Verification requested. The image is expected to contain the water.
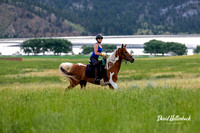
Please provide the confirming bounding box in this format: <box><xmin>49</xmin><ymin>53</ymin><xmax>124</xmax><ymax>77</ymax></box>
<box><xmin>0</xmin><ymin>35</ymin><xmax>199</xmax><ymax>55</ymax></box>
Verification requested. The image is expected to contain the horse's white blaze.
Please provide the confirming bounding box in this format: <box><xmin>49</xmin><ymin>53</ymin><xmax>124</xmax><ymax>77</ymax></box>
<box><xmin>109</xmin><ymin>72</ymin><xmax>118</xmax><ymax>89</ymax></box>
<box><xmin>77</xmin><ymin>63</ymin><xmax>86</xmax><ymax>67</ymax></box>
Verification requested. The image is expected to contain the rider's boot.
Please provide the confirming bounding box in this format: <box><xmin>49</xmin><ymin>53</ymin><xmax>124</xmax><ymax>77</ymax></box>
<box><xmin>94</xmin><ymin>68</ymin><xmax>100</xmax><ymax>84</ymax></box>
<box><xmin>94</xmin><ymin>69</ymin><xmax>104</xmax><ymax>85</ymax></box>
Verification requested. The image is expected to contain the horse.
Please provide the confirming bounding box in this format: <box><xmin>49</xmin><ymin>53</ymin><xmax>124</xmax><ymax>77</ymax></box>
<box><xmin>59</xmin><ymin>44</ymin><xmax>135</xmax><ymax>90</ymax></box>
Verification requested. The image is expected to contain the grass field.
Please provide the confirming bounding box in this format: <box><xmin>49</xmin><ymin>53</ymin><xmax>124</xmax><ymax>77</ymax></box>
<box><xmin>0</xmin><ymin>55</ymin><xmax>199</xmax><ymax>133</ymax></box>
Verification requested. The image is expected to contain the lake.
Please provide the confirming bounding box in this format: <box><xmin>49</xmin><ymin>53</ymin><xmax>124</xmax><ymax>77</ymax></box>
<box><xmin>0</xmin><ymin>35</ymin><xmax>200</xmax><ymax>55</ymax></box>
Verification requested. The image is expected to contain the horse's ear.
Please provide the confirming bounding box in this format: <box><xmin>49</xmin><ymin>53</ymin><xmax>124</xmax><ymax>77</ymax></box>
<box><xmin>124</xmin><ymin>44</ymin><xmax>127</xmax><ymax>47</ymax></box>
<box><xmin>121</xmin><ymin>44</ymin><xmax>124</xmax><ymax>48</ymax></box>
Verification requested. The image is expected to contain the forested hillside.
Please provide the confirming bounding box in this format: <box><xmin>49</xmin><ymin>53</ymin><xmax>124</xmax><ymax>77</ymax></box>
<box><xmin>0</xmin><ymin>0</ymin><xmax>200</xmax><ymax>38</ymax></box>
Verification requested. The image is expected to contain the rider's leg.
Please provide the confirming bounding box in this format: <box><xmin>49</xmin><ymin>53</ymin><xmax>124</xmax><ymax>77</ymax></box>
<box><xmin>94</xmin><ymin>65</ymin><xmax>100</xmax><ymax>84</ymax></box>
<box><xmin>94</xmin><ymin>64</ymin><xmax>104</xmax><ymax>85</ymax></box>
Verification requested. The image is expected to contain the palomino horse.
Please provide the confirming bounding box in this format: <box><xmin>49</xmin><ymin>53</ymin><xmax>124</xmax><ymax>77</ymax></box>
<box><xmin>59</xmin><ymin>44</ymin><xmax>135</xmax><ymax>90</ymax></box>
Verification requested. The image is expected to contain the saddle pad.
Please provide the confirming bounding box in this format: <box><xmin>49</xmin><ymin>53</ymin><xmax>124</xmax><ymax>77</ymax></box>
<box><xmin>85</xmin><ymin>64</ymin><xmax>95</xmax><ymax>78</ymax></box>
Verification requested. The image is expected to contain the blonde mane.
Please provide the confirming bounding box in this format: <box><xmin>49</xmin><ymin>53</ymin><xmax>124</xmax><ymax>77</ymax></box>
<box><xmin>106</xmin><ymin>49</ymin><xmax>119</xmax><ymax>70</ymax></box>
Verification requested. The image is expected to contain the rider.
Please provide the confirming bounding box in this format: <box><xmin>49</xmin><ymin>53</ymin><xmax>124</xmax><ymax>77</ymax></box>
<box><xmin>90</xmin><ymin>33</ymin><xmax>107</xmax><ymax>84</ymax></box>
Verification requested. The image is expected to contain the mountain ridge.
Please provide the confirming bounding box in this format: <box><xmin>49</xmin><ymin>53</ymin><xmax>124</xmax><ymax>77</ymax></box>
<box><xmin>0</xmin><ymin>0</ymin><xmax>200</xmax><ymax>38</ymax></box>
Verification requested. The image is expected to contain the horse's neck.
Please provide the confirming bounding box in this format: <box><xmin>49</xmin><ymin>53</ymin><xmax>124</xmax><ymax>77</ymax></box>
<box><xmin>107</xmin><ymin>50</ymin><xmax>122</xmax><ymax>73</ymax></box>
<box><xmin>112</xmin><ymin>59</ymin><xmax>122</xmax><ymax>73</ymax></box>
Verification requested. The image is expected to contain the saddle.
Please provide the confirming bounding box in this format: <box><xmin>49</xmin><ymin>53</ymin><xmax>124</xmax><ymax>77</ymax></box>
<box><xmin>85</xmin><ymin>58</ymin><xmax>107</xmax><ymax>78</ymax></box>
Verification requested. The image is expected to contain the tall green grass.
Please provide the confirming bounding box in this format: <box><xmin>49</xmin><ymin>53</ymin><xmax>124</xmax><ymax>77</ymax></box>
<box><xmin>0</xmin><ymin>55</ymin><xmax>200</xmax><ymax>133</ymax></box>
<box><xmin>0</xmin><ymin>87</ymin><xmax>199</xmax><ymax>133</ymax></box>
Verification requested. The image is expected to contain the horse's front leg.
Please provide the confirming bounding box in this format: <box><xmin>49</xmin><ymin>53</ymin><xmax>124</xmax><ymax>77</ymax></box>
<box><xmin>109</xmin><ymin>84</ymin><xmax>114</xmax><ymax>89</ymax></box>
<box><xmin>108</xmin><ymin>72</ymin><xmax>118</xmax><ymax>89</ymax></box>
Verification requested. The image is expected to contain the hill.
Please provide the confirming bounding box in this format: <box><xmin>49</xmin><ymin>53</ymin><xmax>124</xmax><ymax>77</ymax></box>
<box><xmin>0</xmin><ymin>0</ymin><xmax>200</xmax><ymax>38</ymax></box>
<box><xmin>0</xmin><ymin>2</ymin><xmax>86</xmax><ymax>38</ymax></box>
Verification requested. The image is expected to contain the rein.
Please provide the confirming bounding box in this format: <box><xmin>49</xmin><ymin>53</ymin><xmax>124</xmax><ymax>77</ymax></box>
<box><xmin>120</xmin><ymin>51</ymin><xmax>132</xmax><ymax>62</ymax></box>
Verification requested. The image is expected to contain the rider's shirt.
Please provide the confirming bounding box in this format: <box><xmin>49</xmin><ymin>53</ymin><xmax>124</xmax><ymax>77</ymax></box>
<box><xmin>91</xmin><ymin>43</ymin><xmax>102</xmax><ymax>59</ymax></box>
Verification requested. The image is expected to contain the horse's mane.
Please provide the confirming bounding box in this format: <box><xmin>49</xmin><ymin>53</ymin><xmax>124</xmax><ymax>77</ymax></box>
<box><xmin>106</xmin><ymin>49</ymin><xmax>119</xmax><ymax>70</ymax></box>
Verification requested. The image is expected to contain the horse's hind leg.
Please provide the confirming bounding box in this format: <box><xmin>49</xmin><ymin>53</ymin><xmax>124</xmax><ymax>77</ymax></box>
<box><xmin>65</xmin><ymin>79</ymin><xmax>80</xmax><ymax>91</ymax></box>
<box><xmin>66</xmin><ymin>81</ymin><xmax>73</xmax><ymax>91</ymax></box>
<box><xmin>80</xmin><ymin>80</ymin><xmax>87</xmax><ymax>89</ymax></box>
<box><xmin>66</xmin><ymin>85</ymin><xmax>72</xmax><ymax>91</ymax></box>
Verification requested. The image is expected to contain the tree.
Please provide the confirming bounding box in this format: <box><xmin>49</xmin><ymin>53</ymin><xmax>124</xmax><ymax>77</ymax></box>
<box><xmin>166</xmin><ymin>42</ymin><xmax>187</xmax><ymax>55</ymax></box>
<box><xmin>40</xmin><ymin>39</ymin><xmax>48</xmax><ymax>55</ymax></box>
<box><xmin>20</xmin><ymin>42</ymin><xmax>32</xmax><ymax>55</ymax></box>
<box><xmin>21</xmin><ymin>39</ymin><xmax>42</xmax><ymax>55</ymax></box>
<box><xmin>20</xmin><ymin>38</ymin><xmax>72</xmax><ymax>55</ymax></box>
<box><xmin>193</xmin><ymin>45</ymin><xmax>200</xmax><ymax>54</ymax></box>
<box><xmin>81</xmin><ymin>45</ymin><xmax>93</xmax><ymax>54</ymax></box>
<box><xmin>144</xmin><ymin>39</ymin><xmax>187</xmax><ymax>56</ymax></box>
<box><xmin>144</xmin><ymin>39</ymin><xmax>165</xmax><ymax>55</ymax></box>
<box><xmin>102</xmin><ymin>44</ymin><xmax>117</xmax><ymax>53</ymax></box>
<box><xmin>46</xmin><ymin>39</ymin><xmax>72</xmax><ymax>55</ymax></box>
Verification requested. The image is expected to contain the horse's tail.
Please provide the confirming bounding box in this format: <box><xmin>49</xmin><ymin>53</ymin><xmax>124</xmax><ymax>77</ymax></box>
<box><xmin>59</xmin><ymin>62</ymin><xmax>78</xmax><ymax>82</ymax></box>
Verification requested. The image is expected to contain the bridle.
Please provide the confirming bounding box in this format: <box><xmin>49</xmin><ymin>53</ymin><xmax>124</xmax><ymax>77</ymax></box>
<box><xmin>120</xmin><ymin>51</ymin><xmax>133</xmax><ymax>61</ymax></box>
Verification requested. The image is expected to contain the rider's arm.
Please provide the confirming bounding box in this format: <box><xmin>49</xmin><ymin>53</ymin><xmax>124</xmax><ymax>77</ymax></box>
<box><xmin>94</xmin><ymin>44</ymin><xmax>102</xmax><ymax>56</ymax></box>
<box><xmin>94</xmin><ymin>44</ymin><xmax>107</xmax><ymax>58</ymax></box>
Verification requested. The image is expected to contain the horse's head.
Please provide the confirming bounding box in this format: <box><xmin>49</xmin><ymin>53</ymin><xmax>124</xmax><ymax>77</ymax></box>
<box><xmin>116</xmin><ymin>44</ymin><xmax>135</xmax><ymax>63</ymax></box>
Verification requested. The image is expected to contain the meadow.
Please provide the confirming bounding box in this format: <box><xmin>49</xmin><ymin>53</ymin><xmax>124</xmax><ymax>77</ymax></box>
<box><xmin>0</xmin><ymin>55</ymin><xmax>199</xmax><ymax>133</ymax></box>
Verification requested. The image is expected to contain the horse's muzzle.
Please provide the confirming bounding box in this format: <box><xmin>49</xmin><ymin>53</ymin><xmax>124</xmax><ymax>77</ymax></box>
<box><xmin>130</xmin><ymin>57</ymin><xmax>135</xmax><ymax>63</ymax></box>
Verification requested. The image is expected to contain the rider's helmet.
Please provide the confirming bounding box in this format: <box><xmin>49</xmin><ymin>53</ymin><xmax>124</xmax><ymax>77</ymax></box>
<box><xmin>95</xmin><ymin>33</ymin><xmax>103</xmax><ymax>40</ymax></box>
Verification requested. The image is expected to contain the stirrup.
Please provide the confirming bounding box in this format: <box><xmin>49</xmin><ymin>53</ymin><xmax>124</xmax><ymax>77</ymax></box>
<box><xmin>94</xmin><ymin>78</ymin><xmax>100</xmax><ymax>84</ymax></box>
<box><xmin>94</xmin><ymin>78</ymin><xmax>104</xmax><ymax>85</ymax></box>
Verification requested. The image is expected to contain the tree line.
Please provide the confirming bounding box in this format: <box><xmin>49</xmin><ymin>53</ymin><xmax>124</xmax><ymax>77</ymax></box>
<box><xmin>20</xmin><ymin>38</ymin><xmax>117</xmax><ymax>55</ymax></box>
<box><xmin>20</xmin><ymin>38</ymin><xmax>200</xmax><ymax>56</ymax></box>
<box><xmin>95</xmin><ymin>42</ymin><xmax>200</xmax><ymax>56</ymax></box>
<box><xmin>20</xmin><ymin>39</ymin><xmax>72</xmax><ymax>55</ymax></box>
